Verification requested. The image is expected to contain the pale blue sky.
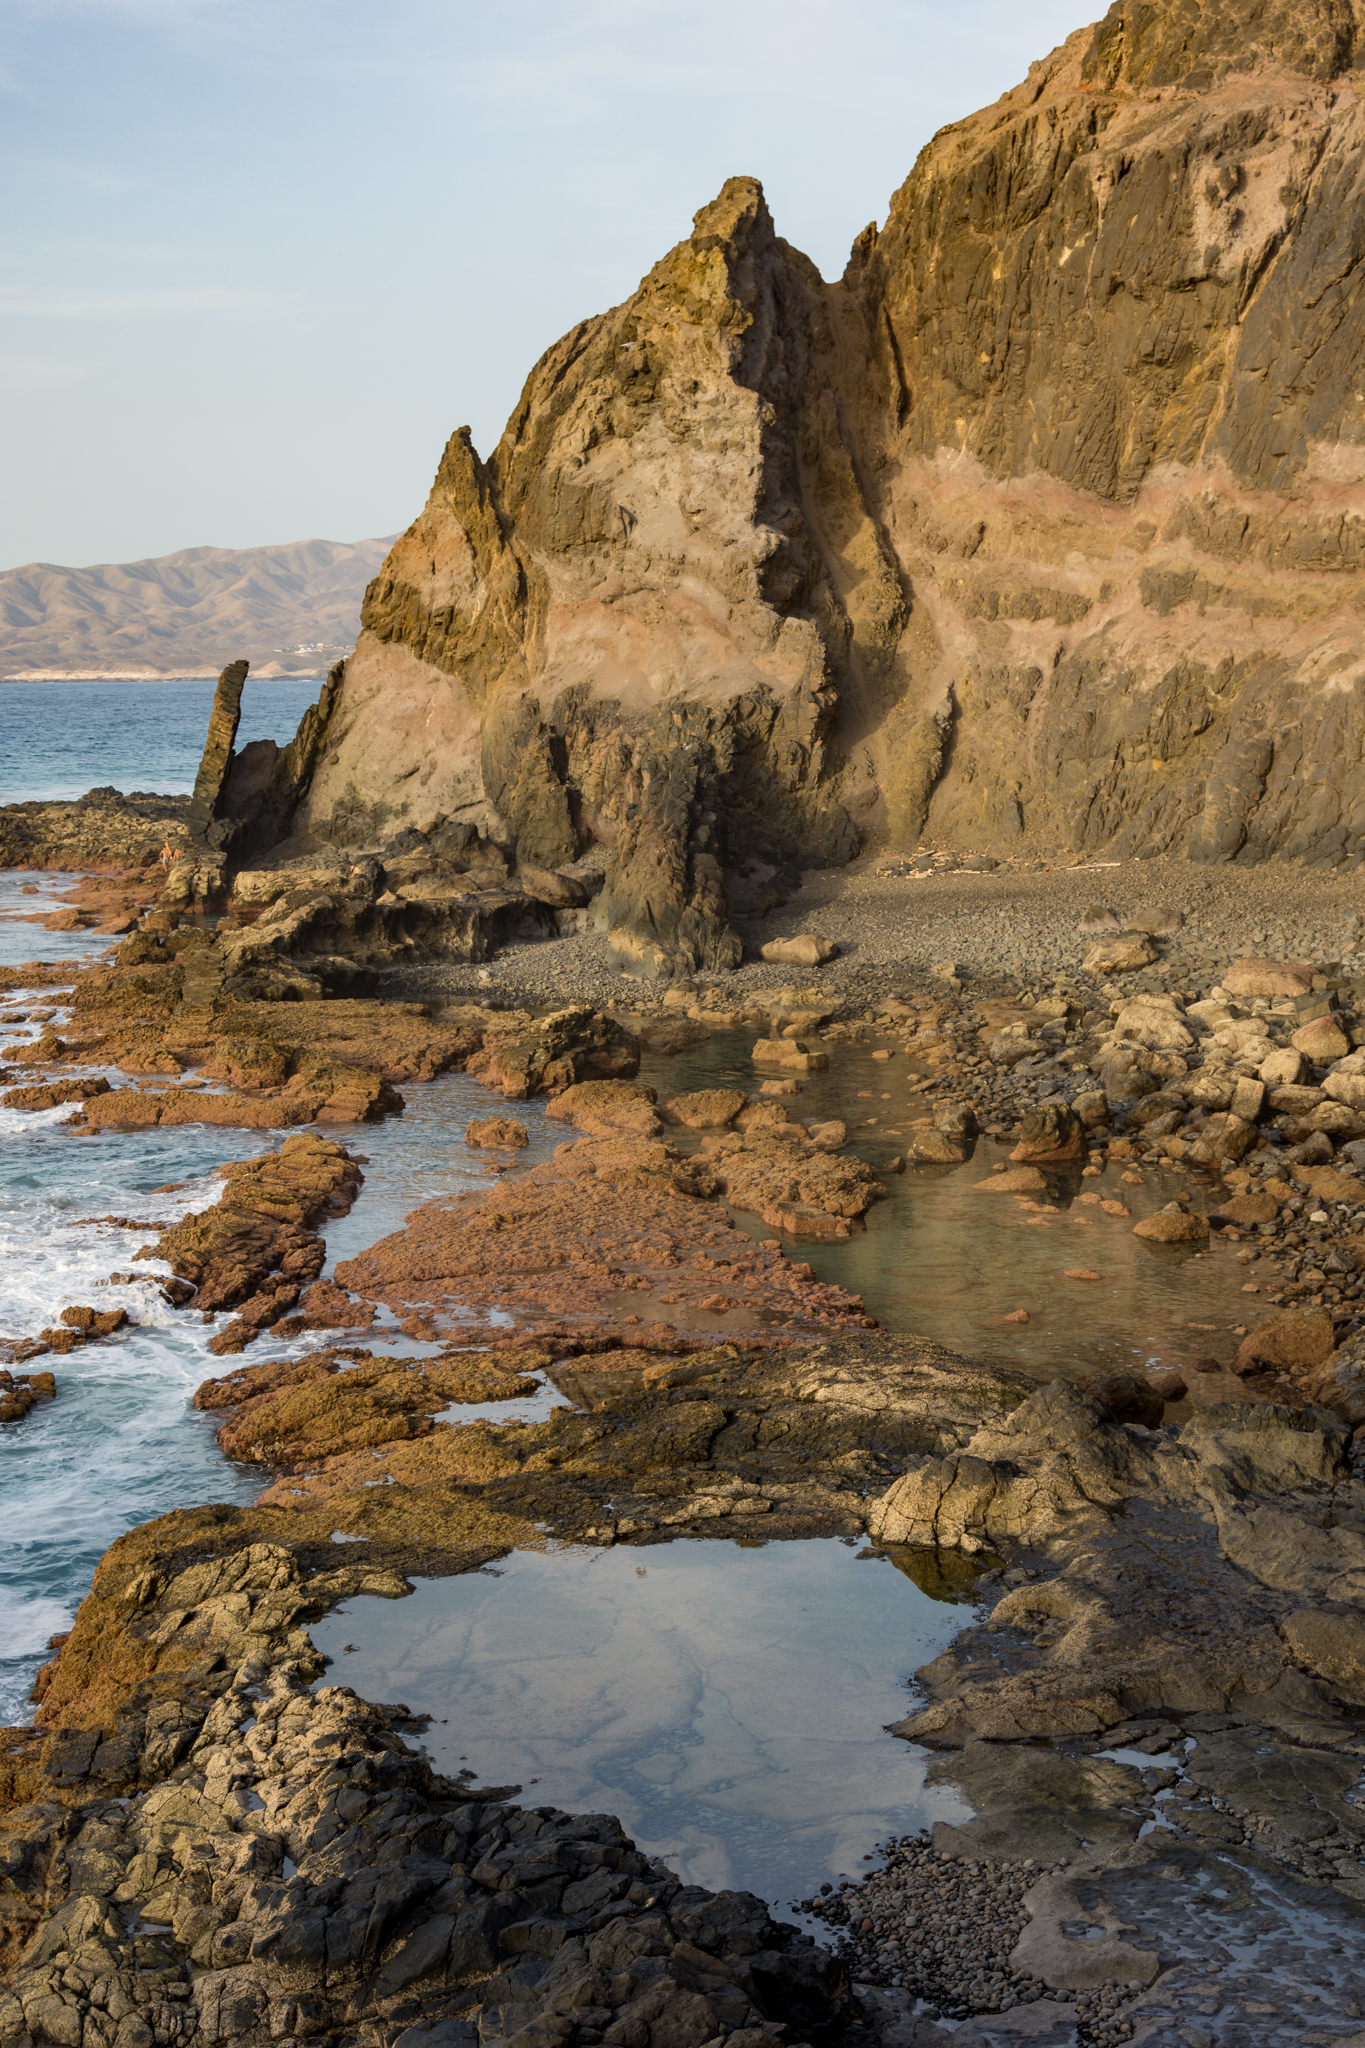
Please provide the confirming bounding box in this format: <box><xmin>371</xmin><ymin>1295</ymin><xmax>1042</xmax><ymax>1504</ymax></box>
<box><xmin>2</xmin><ymin>0</ymin><xmax>1095</xmax><ymax>569</ymax></box>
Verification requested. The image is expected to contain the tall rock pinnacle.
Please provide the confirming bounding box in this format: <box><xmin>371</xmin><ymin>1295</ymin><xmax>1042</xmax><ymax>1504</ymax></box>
<box><xmin>253</xmin><ymin>0</ymin><xmax>1365</xmax><ymax>967</ymax></box>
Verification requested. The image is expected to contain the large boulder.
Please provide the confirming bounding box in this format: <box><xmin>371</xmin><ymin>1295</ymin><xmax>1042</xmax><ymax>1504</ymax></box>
<box><xmin>1223</xmin><ymin>959</ymin><xmax>1314</xmax><ymax>998</ymax></box>
<box><xmin>1010</xmin><ymin>1101</ymin><xmax>1084</xmax><ymax>1165</ymax></box>
<box><xmin>1133</xmin><ymin>1203</ymin><xmax>1210</xmax><ymax>1245</ymax></box>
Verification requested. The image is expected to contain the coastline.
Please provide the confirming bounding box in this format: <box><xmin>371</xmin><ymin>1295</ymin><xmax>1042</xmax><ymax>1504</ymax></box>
<box><xmin>5</xmin><ymin>847</ymin><xmax>1365</xmax><ymax>2042</ymax></box>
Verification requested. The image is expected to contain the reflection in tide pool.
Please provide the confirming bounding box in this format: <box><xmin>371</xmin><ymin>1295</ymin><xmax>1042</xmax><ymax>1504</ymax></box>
<box><xmin>310</xmin><ymin>1538</ymin><xmax>972</xmax><ymax>1911</ymax></box>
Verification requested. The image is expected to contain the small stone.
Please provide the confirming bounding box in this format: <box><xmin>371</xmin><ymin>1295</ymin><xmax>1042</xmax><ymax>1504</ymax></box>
<box><xmin>1133</xmin><ymin>1203</ymin><xmax>1210</xmax><ymax>1244</ymax></box>
<box><xmin>759</xmin><ymin>934</ymin><xmax>838</xmax><ymax>967</ymax></box>
<box><xmin>1003</xmin><ymin>1308</ymin><xmax>1031</xmax><ymax>1323</ymax></box>
<box><xmin>1084</xmin><ymin>932</ymin><xmax>1159</xmax><ymax>973</ymax></box>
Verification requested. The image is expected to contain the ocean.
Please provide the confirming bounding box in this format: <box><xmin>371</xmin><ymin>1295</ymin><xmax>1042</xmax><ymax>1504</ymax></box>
<box><xmin>0</xmin><ymin>677</ymin><xmax>325</xmax><ymax>804</ymax></box>
<box><xmin>0</xmin><ymin>677</ymin><xmax>535</xmax><ymax>1723</ymax></box>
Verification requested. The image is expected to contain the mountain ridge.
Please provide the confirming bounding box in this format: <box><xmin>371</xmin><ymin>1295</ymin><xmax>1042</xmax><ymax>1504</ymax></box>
<box><xmin>0</xmin><ymin>535</ymin><xmax>395</xmax><ymax>680</ymax></box>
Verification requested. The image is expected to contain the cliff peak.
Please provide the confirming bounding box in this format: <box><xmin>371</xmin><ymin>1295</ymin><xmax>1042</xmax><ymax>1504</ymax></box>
<box><xmin>217</xmin><ymin>1</ymin><xmax>1365</xmax><ymax>972</ymax></box>
<box><xmin>1083</xmin><ymin>0</ymin><xmax>1363</xmax><ymax>88</ymax></box>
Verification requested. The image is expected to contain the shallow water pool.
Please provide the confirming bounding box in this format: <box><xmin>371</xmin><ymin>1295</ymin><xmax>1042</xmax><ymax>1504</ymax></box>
<box><xmin>309</xmin><ymin>1536</ymin><xmax>973</xmax><ymax>1912</ymax></box>
<box><xmin>636</xmin><ymin>1029</ymin><xmax>1261</xmax><ymax>1378</ymax></box>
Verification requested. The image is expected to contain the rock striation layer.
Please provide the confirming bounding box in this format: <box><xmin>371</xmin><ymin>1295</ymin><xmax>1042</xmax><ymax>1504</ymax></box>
<box><xmin>183</xmin><ymin>0</ymin><xmax>1365</xmax><ymax>973</ymax></box>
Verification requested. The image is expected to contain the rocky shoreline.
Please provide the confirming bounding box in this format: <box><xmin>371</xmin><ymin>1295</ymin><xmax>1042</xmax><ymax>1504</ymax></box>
<box><xmin>7</xmin><ymin>846</ymin><xmax>1365</xmax><ymax>2045</ymax></box>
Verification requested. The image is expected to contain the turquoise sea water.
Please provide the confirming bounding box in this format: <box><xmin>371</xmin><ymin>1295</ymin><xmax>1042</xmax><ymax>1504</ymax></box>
<box><xmin>0</xmin><ymin>677</ymin><xmax>323</xmax><ymax>804</ymax></box>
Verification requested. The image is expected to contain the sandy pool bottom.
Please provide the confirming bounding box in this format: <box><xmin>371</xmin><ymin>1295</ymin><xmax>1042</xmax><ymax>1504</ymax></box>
<box><xmin>309</xmin><ymin>1536</ymin><xmax>972</xmax><ymax>1913</ymax></box>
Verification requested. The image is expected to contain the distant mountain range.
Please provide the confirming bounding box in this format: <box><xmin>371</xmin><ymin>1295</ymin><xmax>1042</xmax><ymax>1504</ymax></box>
<box><xmin>0</xmin><ymin>535</ymin><xmax>396</xmax><ymax>679</ymax></box>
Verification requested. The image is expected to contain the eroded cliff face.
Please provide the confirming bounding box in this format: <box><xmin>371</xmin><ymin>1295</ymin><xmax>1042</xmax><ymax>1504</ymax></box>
<box><xmin>245</xmin><ymin>0</ymin><xmax>1365</xmax><ymax>969</ymax></box>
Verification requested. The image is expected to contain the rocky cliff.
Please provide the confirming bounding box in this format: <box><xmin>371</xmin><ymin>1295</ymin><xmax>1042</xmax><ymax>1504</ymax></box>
<box><xmin>226</xmin><ymin>0</ymin><xmax>1365</xmax><ymax>971</ymax></box>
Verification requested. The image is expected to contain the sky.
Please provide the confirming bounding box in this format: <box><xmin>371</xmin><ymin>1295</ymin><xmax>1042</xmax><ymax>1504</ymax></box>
<box><xmin>1</xmin><ymin>0</ymin><xmax>1095</xmax><ymax>571</ymax></box>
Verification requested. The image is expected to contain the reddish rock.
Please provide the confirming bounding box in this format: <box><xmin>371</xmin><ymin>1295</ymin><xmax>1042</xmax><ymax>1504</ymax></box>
<box><xmin>751</xmin><ymin>1038</ymin><xmax>828</xmax><ymax>1072</ymax></box>
<box><xmin>465</xmin><ymin>1115</ymin><xmax>530</xmax><ymax>1149</ymax></box>
<box><xmin>1133</xmin><ymin>1204</ymin><xmax>1209</xmax><ymax>1244</ymax></box>
<box><xmin>141</xmin><ymin>1132</ymin><xmax>363</xmax><ymax>1324</ymax></box>
<box><xmin>660</xmin><ymin>1089</ymin><xmax>747</xmax><ymax>1130</ymax></box>
<box><xmin>1234</xmin><ymin>1307</ymin><xmax>1336</xmax><ymax>1376</ymax></box>
<box><xmin>1</xmin><ymin>1077</ymin><xmax>110</xmax><ymax>1112</ymax></box>
<box><xmin>0</xmin><ymin>1369</ymin><xmax>56</xmax><ymax>1423</ymax></box>
<box><xmin>546</xmin><ymin>1080</ymin><xmax>661</xmax><ymax>1139</ymax></box>
<box><xmin>1208</xmin><ymin>1190</ymin><xmax>1279</xmax><ymax>1226</ymax></box>
<box><xmin>333</xmin><ymin>1138</ymin><xmax>873</xmax><ymax>1342</ymax></box>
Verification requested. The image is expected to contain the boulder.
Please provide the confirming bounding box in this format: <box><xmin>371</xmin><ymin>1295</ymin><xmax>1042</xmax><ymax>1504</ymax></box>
<box><xmin>1083</xmin><ymin>932</ymin><xmax>1158</xmax><ymax>973</ymax></box>
<box><xmin>1078</xmin><ymin>904</ymin><xmax>1120</xmax><ymax>932</ymax></box>
<box><xmin>1208</xmin><ymin>1190</ymin><xmax>1279</xmax><ymax>1226</ymax></box>
<box><xmin>1282</xmin><ymin>1610</ymin><xmax>1365</xmax><ymax>1703</ymax></box>
<box><xmin>1072</xmin><ymin>1088</ymin><xmax>1109</xmax><ymax>1127</ymax></box>
<box><xmin>466</xmin><ymin>1005</ymin><xmax>641</xmax><ymax>1097</ymax></box>
<box><xmin>1298</xmin><ymin>1165</ymin><xmax>1362</xmax><ymax>1205</ymax></box>
<box><xmin>1267</xmin><ymin>1083</ymin><xmax>1326</xmax><ymax>1114</ymax></box>
<box><xmin>464</xmin><ymin>1116</ymin><xmax>529</xmax><ymax>1149</ymax></box>
<box><xmin>1010</xmin><ymin>1101</ymin><xmax>1084</xmax><ymax>1164</ymax></box>
<box><xmin>544</xmin><ymin>1080</ymin><xmax>660</xmax><ymax>1139</ymax></box>
<box><xmin>1110</xmin><ymin>998</ymin><xmax>1193</xmax><ymax>1050</ymax></box>
<box><xmin>1307</xmin><ymin>1100</ymin><xmax>1365</xmax><ymax>1137</ymax></box>
<box><xmin>751</xmin><ymin>1037</ymin><xmax>828</xmax><ymax>1071</ymax></box>
<box><xmin>1325</xmin><ymin>1071</ymin><xmax>1365</xmax><ymax>1111</ymax></box>
<box><xmin>1186</xmin><ymin>1072</ymin><xmax>1234</xmax><ymax>1110</ymax></box>
<box><xmin>904</xmin><ymin>1127</ymin><xmax>971</xmax><ymax>1164</ymax></box>
<box><xmin>1230</xmin><ymin>1075</ymin><xmax>1266</xmax><ymax>1122</ymax></box>
<box><xmin>1128</xmin><ymin>904</ymin><xmax>1184</xmax><ymax>936</ymax></box>
<box><xmin>758</xmin><ymin>934</ymin><xmax>838</xmax><ymax>966</ymax></box>
<box><xmin>1223</xmin><ymin>958</ymin><xmax>1315</xmax><ymax>998</ymax></box>
<box><xmin>1291</xmin><ymin>1013</ymin><xmax>1351</xmax><ymax>1062</ymax></box>
<box><xmin>660</xmin><ymin>1088</ymin><xmax>747</xmax><ymax>1129</ymax></box>
<box><xmin>1260</xmin><ymin>1046</ymin><xmax>1304</xmax><ymax>1087</ymax></box>
<box><xmin>1234</xmin><ymin>1308</ymin><xmax>1336</xmax><ymax>1375</ymax></box>
<box><xmin>1133</xmin><ymin>1203</ymin><xmax>1210</xmax><ymax>1244</ymax></box>
<box><xmin>1185</xmin><ymin>1112</ymin><xmax>1258</xmax><ymax>1165</ymax></box>
<box><xmin>1128</xmin><ymin>1089</ymin><xmax>1187</xmax><ymax>1127</ymax></box>
<box><xmin>518</xmin><ymin>865</ymin><xmax>588</xmax><ymax>908</ymax></box>
<box><xmin>974</xmin><ymin>1167</ymin><xmax>1050</xmax><ymax>1193</ymax></box>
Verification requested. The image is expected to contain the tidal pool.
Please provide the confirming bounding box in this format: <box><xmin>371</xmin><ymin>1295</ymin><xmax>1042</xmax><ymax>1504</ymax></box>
<box><xmin>310</xmin><ymin>1536</ymin><xmax>973</xmax><ymax>1912</ymax></box>
<box><xmin>635</xmin><ymin>1030</ymin><xmax>1260</xmax><ymax>1378</ymax></box>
